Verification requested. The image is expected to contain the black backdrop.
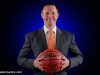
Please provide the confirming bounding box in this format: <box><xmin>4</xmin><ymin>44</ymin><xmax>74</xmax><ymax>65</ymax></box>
<box><xmin>0</xmin><ymin>0</ymin><xmax>98</xmax><ymax>75</ymax></box>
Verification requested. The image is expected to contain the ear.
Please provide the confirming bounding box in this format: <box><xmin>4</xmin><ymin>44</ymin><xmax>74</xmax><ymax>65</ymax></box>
<box><xmin>57</xmin><ymin>13</ymin><xmax>59</xmax><ymax>19</ymax></box>
<box><xmin>41</xmin><ymin>13</ymin><xmax>43</xmax><ymax>19</ymax></box>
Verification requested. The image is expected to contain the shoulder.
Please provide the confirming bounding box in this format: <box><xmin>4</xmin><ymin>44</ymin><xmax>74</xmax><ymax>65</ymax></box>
<box><xmin>25</xmin><ymin>29</ymin><xmax>42</xmax><ymax>38</ymax></box>
<box><xmin>58</xmin><ymin>28</ymin><xmax>74</xmax><ymax>38</ymax></box>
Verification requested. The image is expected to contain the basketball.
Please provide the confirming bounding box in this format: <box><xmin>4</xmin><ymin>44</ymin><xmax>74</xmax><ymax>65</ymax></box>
<box><xmin>38</xmin><ymin>49</ymin><xmax>64</xmax><ymax>74</ymax></box>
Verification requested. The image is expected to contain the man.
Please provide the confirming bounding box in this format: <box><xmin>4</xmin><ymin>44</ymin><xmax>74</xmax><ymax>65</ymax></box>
<box><xmin>17</xmin><ymin>3</ymin><xmax>83</xmax><ymax>75</ymax></box>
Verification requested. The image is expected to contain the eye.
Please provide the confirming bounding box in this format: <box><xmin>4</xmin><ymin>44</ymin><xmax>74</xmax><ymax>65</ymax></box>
<box><xmin>46</xmin><ymin>12</ymin><xmax>49</xmax><ymax>15</ymax></box>
<box><xmin>52</xmin><ymin>12</ymin><xmax>55</xmax><ymax>15</ymax></box>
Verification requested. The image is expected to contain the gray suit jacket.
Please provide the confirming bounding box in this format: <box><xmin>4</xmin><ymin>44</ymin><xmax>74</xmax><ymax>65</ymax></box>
<box><xmin>17</xmin><ymin>28</ymin><xmax>83</xmax><ymax>75</ymax></box>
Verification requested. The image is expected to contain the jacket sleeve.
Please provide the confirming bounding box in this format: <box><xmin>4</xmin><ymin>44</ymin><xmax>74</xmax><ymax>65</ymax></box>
<box><xmin>68</xmin><ymin>34</ymin><xmax>83</xmax><ymax>69</ymax></box>
<box><xmin>17</xmin><ymin>34</ymin><xmax>37</xmax><ymax>71</ymax></box>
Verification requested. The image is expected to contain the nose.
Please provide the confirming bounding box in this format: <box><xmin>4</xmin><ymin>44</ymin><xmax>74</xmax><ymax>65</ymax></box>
<box><xmin>48</xmin><ymin>13</ymin><xmax>53</xmax><ymax>18</ymax></box>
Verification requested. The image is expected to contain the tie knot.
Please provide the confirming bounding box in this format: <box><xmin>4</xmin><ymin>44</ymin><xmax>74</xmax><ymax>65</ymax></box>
<box><xmin>48</xmin><ymin>30</ymin><xmax>53</xmax><ymax>33</ymax></box>
<box><xmin>48</xmin><ymin>30</ymin><xmax>54</xmax><ymax>35</ymax></box>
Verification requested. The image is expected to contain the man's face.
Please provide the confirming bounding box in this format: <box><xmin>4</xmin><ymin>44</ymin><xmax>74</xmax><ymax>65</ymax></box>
<box><xmin>41</xmin><ymin>5</ymin><xmax>59</xmax><ymax>29</ymax></box>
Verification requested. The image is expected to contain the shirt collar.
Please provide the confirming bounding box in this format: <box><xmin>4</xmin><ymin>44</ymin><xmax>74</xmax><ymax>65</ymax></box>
<box><xmin>43</xmin><ymin>25</ymin><xmax>56</xmax><ymax>34</ymax></box>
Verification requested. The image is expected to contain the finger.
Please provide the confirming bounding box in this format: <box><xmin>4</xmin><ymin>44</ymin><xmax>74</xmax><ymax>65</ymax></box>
<box><xmin>37</xmin><ymin>56</ymin><xmax>44</xmax><ymax>61</ymax></box>
<box><xmin>37</xmin><ymin>56</ymin><xmax>43</xmax><ymax>59</ymax></box>
<box><xmin>61</xmin><ymin>61</ymin><xmax>66</xmax><ymax>65</ymax></box>
<box><xmin>62</xmin><ymin>62</ymin><xmax>65</xmax><ymax>65</ymax></box>
<box><xmin>61</xmin><ymin>65</ymin><xmax>64</xmax><ymax>70</ymax></box>
<box><xmin>61</xmin><ymin>61</ymin><xmax>67</xmax><ymax>70</ymax></box>
<box><xmin>39</xmin><ymin>62</ymin><xmax>43</xmax><ymax>66</ymax></box>
<box><xmin>36</xmin><ymin>62</ymin><xmax>43</xmax><ymax>70</ymax></box>
<box><xmin>61</xmin><ymin>64</ymin><xmax>66</xmax><ymax>70</ymax></box>
<box><xmin>37</xmin><ymin>52</ymin><xmax>43</xmax><ymax>58</ymax></box>
<box><xmin>37</xmin><ymin>65</ymin><xmax>43</xmax><ymax>71</ymax></box>
<box><xmin>61</xmin><ymin>56</ymin><xmax>66</xmax><ymax>60</ymax></box>
<box><xmin>34</xmin><ymin>61</ymin><xmax>43</xmax><ymax>67</ymax></box>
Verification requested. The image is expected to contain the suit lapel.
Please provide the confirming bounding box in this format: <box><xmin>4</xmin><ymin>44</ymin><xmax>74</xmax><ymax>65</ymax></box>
<box><xmin>56</xmin><ymin>28</ymin><xmax>62</xmax><ymax>50</ymax></box>
<box><xmin>37</xmin><ymin>28</ymin><xmax>48</xmax><ymax>50</ymax></box>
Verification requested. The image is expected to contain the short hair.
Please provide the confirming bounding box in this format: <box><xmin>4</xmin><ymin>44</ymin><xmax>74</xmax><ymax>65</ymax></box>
<box><xmin>41</xmin><ymin>2</ymin><xmax>58</xmax><ymax>12</ymax></box>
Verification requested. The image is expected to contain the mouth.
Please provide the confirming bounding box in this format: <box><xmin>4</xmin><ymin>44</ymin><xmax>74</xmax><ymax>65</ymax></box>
<box><xmin>48</xmin><ymin>19</ymin><xmax>54</xmax><ymax>23</ymax></box>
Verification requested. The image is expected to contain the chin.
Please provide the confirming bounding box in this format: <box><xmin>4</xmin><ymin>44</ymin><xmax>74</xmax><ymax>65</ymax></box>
<box><xmin>48</xmin><ymin>26</ymin><xmax>54</xmax><ymax>29</ymax></box>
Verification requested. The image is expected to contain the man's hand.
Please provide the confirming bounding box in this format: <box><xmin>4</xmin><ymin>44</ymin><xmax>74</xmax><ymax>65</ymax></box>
<box><xmin>61</xmin><ymin>56</ymin><xmax>70</xmax><ymax>71</ymax></box>
<box><xmin>33</xmin><ymin>55</ymin><xmax>44</xmax><ymax>71</ymax></box>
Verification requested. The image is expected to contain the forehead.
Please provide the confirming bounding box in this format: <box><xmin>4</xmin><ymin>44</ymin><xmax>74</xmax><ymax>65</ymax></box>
<box><xmin>42</xmin><ymin>5</ymin><xmax>58</xmax><ymax>12</ymax></box>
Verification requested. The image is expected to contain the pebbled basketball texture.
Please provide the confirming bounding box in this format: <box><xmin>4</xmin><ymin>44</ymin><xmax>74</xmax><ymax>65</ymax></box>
<box><xmin>38</xmin><ymin>49</ymin><xmax>64</xmax><ymax>74</ymax></box>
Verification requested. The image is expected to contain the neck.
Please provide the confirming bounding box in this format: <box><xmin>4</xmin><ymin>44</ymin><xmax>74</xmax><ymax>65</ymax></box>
<box><xmin>44</xmin><ymin>24</ymin><xmax>56</xmax><ymax>30</ymax></box>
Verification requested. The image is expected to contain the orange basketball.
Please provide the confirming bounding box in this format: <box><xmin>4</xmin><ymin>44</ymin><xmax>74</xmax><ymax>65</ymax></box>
<box><xmin>38</xmin><ymin>49</ymin><xmax>64</xmax><ymax>74</ymax></box>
